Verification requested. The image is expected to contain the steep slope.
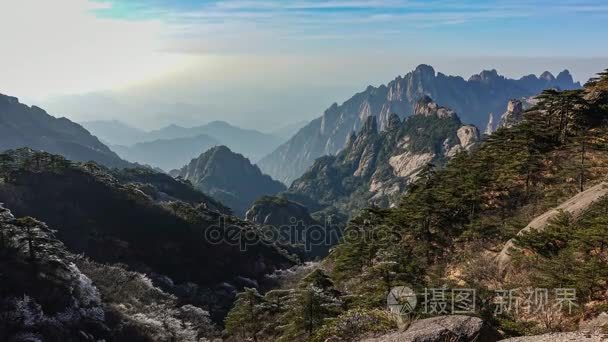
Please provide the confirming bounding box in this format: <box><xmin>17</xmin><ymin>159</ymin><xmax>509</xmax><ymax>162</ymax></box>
<box><xmin>497</xmin><ymin>181</ymin><xmax>608</xmax><ymax>272</ymax></box>
<box><xmin>111</xmin><ymin>134</ymin><xmax>220</xmax><ymax>171</ymax></box>
<box><xmin>0</xmin><ymin>204</ymin><xmax>219</xmax><ymax>341</ymax></box>
<box><xmin>0</xmin><ymin>93</ymin><xmax>130</xmax><ymax>168</ymax></box>
<box><xmin>258</xmin><ymin>65</ymin><xmax>580</xmax><ymax>184</ymax></box>
<box><xmin>0</xmin><ymin>148</ymin><xmax>293</xmax><ymax>321</ymax></box>
<box><xmin>285</xmin><ymin>97</ymin><xmax>479</xmax><ymax>216</ymax></box>
<box><xmin>176</xmin><ymin>146</ymin><xmax>286</xmax><ymax>216</ymax></box>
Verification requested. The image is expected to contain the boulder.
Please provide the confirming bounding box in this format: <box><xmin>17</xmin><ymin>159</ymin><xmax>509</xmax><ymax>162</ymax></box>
<box><xmin>363</xmin><ymin>315</ymin><xmax>501</xmax><ymax>342</ymax></box>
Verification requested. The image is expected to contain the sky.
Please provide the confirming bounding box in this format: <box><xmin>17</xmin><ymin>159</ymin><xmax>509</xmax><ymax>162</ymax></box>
<box><xmin>1</xmin><ymin>0</ymin><xmax>607</xmax><ymax>131</ymax></box>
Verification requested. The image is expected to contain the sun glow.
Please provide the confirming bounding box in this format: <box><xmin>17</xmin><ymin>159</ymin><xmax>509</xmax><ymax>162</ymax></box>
<box><xmin>0</xmin><ymin>0</ymin><xmax>192</xmax><ymax>100</ymax></box>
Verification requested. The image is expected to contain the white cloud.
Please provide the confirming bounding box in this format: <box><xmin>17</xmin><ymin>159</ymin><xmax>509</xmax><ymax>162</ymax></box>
<box><xmin>0</xmin><ymin>0</ymin><xmax>193</xmax><ymax>100</ymax></box>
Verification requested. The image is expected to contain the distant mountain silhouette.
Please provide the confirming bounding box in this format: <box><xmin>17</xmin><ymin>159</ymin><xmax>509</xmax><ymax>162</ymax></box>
<box><xmin>83</xmin><ymin>120</ymin><xmax>284</xmax><ymax>167</ymax></box>
<box><xmin>110</xmin><ymin>134</ymin><xmax>220</xmax><ymax>171</ymax></box>
<box><xmin>0</xmin><ymin>93</ymin><xmax>130</xmax><ymax>168</ymax></box>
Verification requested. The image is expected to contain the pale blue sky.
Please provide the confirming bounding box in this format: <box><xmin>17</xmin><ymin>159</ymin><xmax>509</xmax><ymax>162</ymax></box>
<box><xmin>1</xmin><ymin>0</ymin><xmax>607</xmax><ymax>130</ymax></box>
<box><xmin>92</xmin><ymin>0</ymin><xmax>608</xmax><ymax>57</ymax></box>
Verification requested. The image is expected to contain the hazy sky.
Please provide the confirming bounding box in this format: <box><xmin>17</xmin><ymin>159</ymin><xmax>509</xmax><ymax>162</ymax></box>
<box><xmin>1</xmin><ymin>0</ymin><xmax>607</xmax><ymax>131</ymax></box>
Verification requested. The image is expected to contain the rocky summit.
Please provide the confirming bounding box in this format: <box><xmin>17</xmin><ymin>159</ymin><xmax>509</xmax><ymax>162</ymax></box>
<box><xmin>175</xmin><ymin>145</ymin><xmax>286</xmax><ymax>216</ymax></box>
<box><xmin>258</xmin><ymin>65</ymin><xmax>580</xmax><ymax>185</ymax></box>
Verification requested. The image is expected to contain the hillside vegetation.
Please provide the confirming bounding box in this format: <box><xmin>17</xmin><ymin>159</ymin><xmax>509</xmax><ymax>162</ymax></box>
<box><xmin>225</xmin><ymin>70</ymin><xmax>608</xmax><ymax>341</ymax></box>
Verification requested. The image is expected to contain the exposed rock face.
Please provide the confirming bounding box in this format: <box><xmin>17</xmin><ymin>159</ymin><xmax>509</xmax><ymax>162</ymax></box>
<box><xmin>414</xmin><ymin>95</ymin><xmax>457</xmax><ymax>118</ymax></box>
<box><xmin>457</xmin><ymin>125</ymin><xmax>480</xmax><ymax>149</ymax></box>
<box><xmin>286</xmin><ymin>97</ymin><xmax>479</xmax><ymax>216</ymax></box>
<box><xmin>497</xmin><ymin>99</ymin><xmax>525</xmax><ymax>129</ymax></box>
<box><xmin>258</xmin><ymin>65</ymin><xmax>580</xmax><ymax>184</ymax></box>
<box><xmin>363</xmin><ymin>316</ymin><xmax>501</xmax><ymax>342</ymax></box>
<box><xmin>0</xmin><ymin>93</ymin><xmax>130</xmax><ymax>168</ymax></box>
<box><xmin>176</xmin><ymin>145</ymin><xmax>286</xmax><ymax>216</ymax></box>
<box><xmin>485</xmin><ymin>113</ymin><xmax>495</xmax><ymax>135</ymax></box>
<box><xmin>497</xmin><ymin>182</ymin><xmax>608</xmax><ymax>274</ymax></box>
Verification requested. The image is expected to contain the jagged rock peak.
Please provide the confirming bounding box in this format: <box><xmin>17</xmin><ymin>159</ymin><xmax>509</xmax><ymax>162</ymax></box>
<box><xmin>507</xmin><ymin>99</ymin><xmax>523</xmax><ymax>113</ymax></box>
<box><xmin>498</xmin><ymin>99</ymin><xmax>525</xmax><ymax>129</ymax></box>
<box><xmin>413</xmin><ymin>64</ymin><xmax>436</xmax><ymax>77</ymax></box>
<box><xmin>457</xmin><ymin>125</ymin><xmax>480</xmax><ymax>148</ymax></box>
<box><xmin>469</xmin><ymin>69</ymin><xmax>501</xmax><ymax>82</ymax></box>
<box><xmin>345</xmin><ymin>131</ymin><xmax>357</xmax><ymax>147</ymax></box>
<box><xmin>414</xmin><ymin>96</ymin><xmax>456</xmax><ymax>118</ymax></box>
<box><xmin>361</xmin><ymin>115</ymin><xmax>378</xmax><ymax>134</ymax></box>
<box><xmin>540</xmin><ymin>71</ymin><xmax>556</xmax><ymax>81</ymax></box>
<box><xmin>557</xmin><ymin>69</ymin><xmax>574</xmax><ymax>83</ymax></box>
<box><xmin>387</xmin><ymin>113</ymin><xmax>401</xmax><ymax>130</ymax></box>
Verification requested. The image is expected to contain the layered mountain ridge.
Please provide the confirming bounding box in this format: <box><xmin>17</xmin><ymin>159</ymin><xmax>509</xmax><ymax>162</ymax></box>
<box><xmin>258</xmin><ymin>65</ymin><xmax>581</xmax><ymax>184</ymax></box>
<box><xmin>83</xmin><ymin>120</ymin><xmax>284</xmax><ymax>169</ymax></box>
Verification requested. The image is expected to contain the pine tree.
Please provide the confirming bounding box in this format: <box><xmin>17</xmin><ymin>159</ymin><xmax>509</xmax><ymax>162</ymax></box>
<box><xmin>224</xmin><ymin>287</ymin><xmax>265</xmax><ymax>341</ymax></box>
<box><xmin>278</xmin><ymin>269</ymin><xmax>342</xmax><ymax>340</ymax></box>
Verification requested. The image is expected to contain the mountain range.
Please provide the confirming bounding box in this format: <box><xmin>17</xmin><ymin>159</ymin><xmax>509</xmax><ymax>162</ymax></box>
<box><xmin>282</xmin><ymin>96</ymin><xmax>479</xmax><ymax>218</ymax></box>
<box><xmin>258</xmin><ymin>65</ymin><xmax>581</xmax><ymax>184</ymax></box>
<box><xmin>110</xmin><ymin>134</ymin><xmax>219</xmax><ymax>171</ymax></box>
<box><xmin>82</xmin><ymin>120</ymin><xmax>284</xmax><ymax>170</ymax></box>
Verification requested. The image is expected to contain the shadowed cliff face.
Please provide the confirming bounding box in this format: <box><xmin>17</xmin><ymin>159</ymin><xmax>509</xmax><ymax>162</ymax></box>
<box><xmin>284</xmin><ymin>97</ymin><xmax>479</xmax><ymax>217</ymax></box>
<box><xmin>176</xmin><ymin>145</ymin><xmax>286</xmax><ymax>217</ymax></box>
<box><xmin>258</xmin><ymin>65</ymin><xmax>580</xmax><ymax>185</ymax></box>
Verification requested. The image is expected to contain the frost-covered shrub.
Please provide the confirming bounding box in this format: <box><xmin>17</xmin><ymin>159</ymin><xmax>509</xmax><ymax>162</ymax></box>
<box><xmin>75</xmin><ymin>258</ymin><xmax>218</xmax><ymax>341</ymax></box>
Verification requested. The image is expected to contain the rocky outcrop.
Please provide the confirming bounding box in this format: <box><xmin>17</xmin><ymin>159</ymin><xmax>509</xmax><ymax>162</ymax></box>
<box><xmin>258</xmin><ymin>65</ymin><xmax>580</xmax><ymax>184</ymax></box>
<box><xmin>175</xmin><ymin>145</ymin><xmax>286</xmax><ymax>216</ymax></box>
<box><xmin>0</xmin><ymin>93</ymin><xmax>130</xmax><ymax>169</ymax></box>
<box><xmin>286</xmin><ymin>97</ymin><xmax>479</xmax><ymax>216</ymax></box>
<box><xmin>414</xmin><ymin>95</ymin><xmax>457</xmax><ymax>118</ymax></box>
<box><xmin>497</xmin><ymin>182</ymin><xmax>608</xmax><ymax>273</ymax></box>
<box><xmin>497</xmin><ymin>99</ymin><xmax>525</xmax><ymax>129</ymax></box>
<box><xmin>363</xmin><ymin>316</ymin><xmax>501</xmax><ymax>342</ymax></box>
<box><xmin>485</xmin><ymin>112</ymin><xmax>495</xmax><ymax>135</ymax></box>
